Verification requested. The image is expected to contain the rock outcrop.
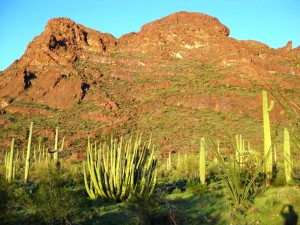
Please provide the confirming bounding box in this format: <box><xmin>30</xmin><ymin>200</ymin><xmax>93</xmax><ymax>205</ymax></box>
<box><xmin>119</xmin><ymin>11</ymin><xmax>230</xmax><ymax>55</ymax></box>
<box><xmin>0</xmin><ymin>17</ymin><xmax>118</xmax><ymax>109</ymax></box>
<box><xmin>20</xmin><ymin>17</ymin><xmax>117</xmax><ymax>67</ymax></box>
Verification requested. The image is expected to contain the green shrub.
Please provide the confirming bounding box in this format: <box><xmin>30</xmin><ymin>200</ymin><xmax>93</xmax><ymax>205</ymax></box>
<box><xmin>121</xmin><ymin>189</ymin><xmax>167</xmax><ymax>225</ymax></box>
<box><xmin>0</xmin><ymin>175</ymin><xmax>9</xmax><ymax>224</ymax></box>
<box><xmin>211</xmin><ymin>139</ymin><xmax>266</xmax><ymax>212</ymax></box>
<box><xmin>9</xmin><ymin>171</ymin><xmax>84</xmax><ymax>225</ymax></box>
<box><xmin>186</xmin><ymin>178</ymin><xmax>208</xmax><ymax>195</ymax></box>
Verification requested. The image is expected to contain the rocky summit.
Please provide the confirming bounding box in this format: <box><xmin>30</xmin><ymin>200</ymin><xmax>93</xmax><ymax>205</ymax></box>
<box><xmin>0</xmin><ymin>11</ymin><xmax>299</xmax><ymax>153</ymax></box>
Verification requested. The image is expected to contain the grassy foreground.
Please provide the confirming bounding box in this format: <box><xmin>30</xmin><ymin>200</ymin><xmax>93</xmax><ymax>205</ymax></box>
<box><xmin>0</xmin><ymin>166</ymin><xmax>299</xmax><ymax>225</ymax></box>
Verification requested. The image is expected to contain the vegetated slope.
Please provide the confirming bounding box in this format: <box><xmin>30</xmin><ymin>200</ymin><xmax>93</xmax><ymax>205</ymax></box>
<box><xmin>0</xmin><ymin>11</ymin><xmax>299</xmax><ymax>154</ymax></box>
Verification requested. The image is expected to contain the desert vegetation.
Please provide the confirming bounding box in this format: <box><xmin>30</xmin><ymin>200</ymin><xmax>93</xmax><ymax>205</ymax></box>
<box><xmin>0</xmin><ymin>90</ymin><xmax>299</xmax><ymax>225</ymax></box>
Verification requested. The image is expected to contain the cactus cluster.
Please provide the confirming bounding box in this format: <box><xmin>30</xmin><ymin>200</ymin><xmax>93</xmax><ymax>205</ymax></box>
<box><xmin>235</xmin><ymin>134</ymin><xmax>258</xmax><ymax>169</ymax></box>
<box><xmin>235</xmin><ymin>134</ymin><xmax>244</xmax><ymax>166</ymax></box>
<box><xmin>83</xmin><ymin>135</ymin><xmax>157</xmax><ymax>202</ymax></box>
<box><xmin>5</xmin><ymin>138</ymin><xmax>15</xmax><ymax>182</ymax></box>
<box><xmin>4</xmin><ymin>122</ymin><xmax>65</xmax><ymax>183</ymax></box>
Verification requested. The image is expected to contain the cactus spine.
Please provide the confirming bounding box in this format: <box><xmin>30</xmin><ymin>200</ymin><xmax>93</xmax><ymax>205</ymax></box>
<box><xmin>83</xmin><ymin>135</ymin><xmax>157</xmax><ymax>201</ymax></box>
<box><xmin>262</xmin><ymin>90</ymin><xmax>274</xmax><ymax>185</ymax></box>
<box><xmin>24</xmin><ymin>122</ymin><xmax>33</xmax><ymax>183</ymax></box>
<box><xmin>199</xmin><ymin>137</ymin><xmax>206</xmax><ymax>185</ymax></box>
<box><xmin>284</xmin><ymin>128</ymin><xmax>292</xmax><ymax>184</ymax></box>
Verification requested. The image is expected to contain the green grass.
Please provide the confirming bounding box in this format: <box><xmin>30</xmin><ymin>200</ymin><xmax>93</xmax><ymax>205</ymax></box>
<box><xmin>166</xmin><ymin>185</ymin><xmax>227</xmax><ymax>225</ymax></box>
<box><xmin>11</xmin><ymin>100</ymin><xmax>55</xmax><ymax>111</ymax></box>
<box><xmin>1</xmin><ymin>131</ymin><xmax>300</xmax><ymax>225</ymax></box>
<box><xmin>247</xmin><ymin>186</ymin><xmax>300</xmax><ymax>225</ymax></box>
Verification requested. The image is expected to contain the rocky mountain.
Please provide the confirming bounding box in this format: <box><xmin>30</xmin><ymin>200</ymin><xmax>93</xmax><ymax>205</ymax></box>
<box><xmin>0</xmin><ymin>11</ymin><xmax>299</xmax><ymax>154</ymax></box>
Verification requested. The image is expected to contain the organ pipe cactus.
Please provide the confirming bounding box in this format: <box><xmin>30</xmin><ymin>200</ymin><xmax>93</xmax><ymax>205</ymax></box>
<box><xmin>24</xmin><ymin>122</ymin><xmax>33</xmax><ymax>183</ymax></box>
<box><xmin>262</xmin><ymin>90</ymin><xmax>274</xmax><ymax>185</ymax></box>
<box><xmin>5</xmin><ymin>150</ymin><xmax>8</xmax><ymax>180</ymax></box>
<box><xmin>83</xmin><ymin>135</ymin><xmax>157</xmax><ymax>202</ymax></box>
<box><xmin>236</xmin><ymin>134</ymin><xmax>245</xmax><ymax>166</ymax></box>
<box><xmin>213</xmin><ymin>140</ymin><xmax>220</xmax><ymax>164</ymax></box>
<box><xmin>199</xmin><ymin>137</ymin><xmax>206</xmax><ymax>185</ymax></box>
<box><xmin>5</xmin><ymin>138</ymin><xmax>15</xmax><ymax>182</ymax></box>
<box><xmin>284</xmin><ymin>128</ymin><xmax>292</xmax><ymax>184</ymax></box>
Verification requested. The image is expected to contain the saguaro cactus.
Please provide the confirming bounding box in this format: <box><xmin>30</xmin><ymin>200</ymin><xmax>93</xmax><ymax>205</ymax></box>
<box><xmin>274</xmin><ymin>145</ymin><xmax>278</xmax><ymax>165</ymax></box>
<box><xmin>284</xmin><ymin>128</ymin><xmax>292</xmax><ymax>184</ymax></box>
<box><xmin>53</xmin><ymin>127</ymin><xmax>64</xmax><ymax>161</ymax></box>
<box><xmin>262</xmin><ymin>90</ymin><xmax>274</xmax><ymax>185</ymax></box>
<box><xmin>199</xmin><ymin>137</ymin><xmax>206</xmax><ymax>185</ymax></box>
<box><xmin>167</xmin><ymin>151</ymin><xmax>172</xmax><ymax>171</ymax></box>
<box><xmin>177</xmin><ymin>151</ymin><xmax>181</xmax><ymax>169</ymax></box>
<box><xmin>48</xmin><ymin>127</ymin><xmax>65</xmax><ymax>169</ymax></box>
<box><xmin>83</xmin><ymin>135</ymin><xmax>157</xmax><ymax>202</ymax></box>
<box><xmin>24</xmin><ymin>122</ymin><xmax>33</xmax><ymax>183</ymax></box>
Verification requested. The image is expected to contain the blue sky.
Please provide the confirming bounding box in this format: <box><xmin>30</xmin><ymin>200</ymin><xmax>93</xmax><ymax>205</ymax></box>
<box><xmin>0</xmin><ymin>0</ymin><xmax>299</xmax><ymax>71</ymax></box>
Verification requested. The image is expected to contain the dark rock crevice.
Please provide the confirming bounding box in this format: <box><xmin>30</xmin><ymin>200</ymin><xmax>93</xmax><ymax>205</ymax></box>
<box><xmin>23</xmin><ymin>69</ymin><xmax>36</xmax><ymax>89</ymax></box>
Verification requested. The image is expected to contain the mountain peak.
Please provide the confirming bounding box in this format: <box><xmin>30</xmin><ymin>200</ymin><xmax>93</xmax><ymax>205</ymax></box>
<box><xmin>45</xmin><ymin>17</ymin><xmax>76</xmax><ymax>31</ymax></box>
<box><xmin>141</xmin><ymin>11</ymin><xmax>230</xmax><ymax>37</ymax></box>
<box><xmin>15</xmin><ymin>17</ymin><xmax>117</xmax><ymax>69</ymax></box>
<box><xmin>118</xmin><ymin>11</ymin><xmax>230</xmax><ymax>54</ymax></box>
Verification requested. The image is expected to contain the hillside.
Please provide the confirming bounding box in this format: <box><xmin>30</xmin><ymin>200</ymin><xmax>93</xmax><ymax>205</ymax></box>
<box><xmin>0</xmin><ymin>11</ymin><xmax>299</xmax><ymax>154</ymax></box>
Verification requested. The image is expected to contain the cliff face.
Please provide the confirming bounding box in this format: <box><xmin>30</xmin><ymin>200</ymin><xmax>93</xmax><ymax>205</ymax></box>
<box><xmin>21</xmin><ymin>17</ymin><xmax>117</xmax><ymax>67</ymax></box>
<box><xmin>0</xmin><ymin>11</ymin><xmax>299</xmax><ymax>151</ymax></box>
<box><xmin>0</xmin><ymin>17</ymin><xmax>118</xmax><ymax>108</ymax></box>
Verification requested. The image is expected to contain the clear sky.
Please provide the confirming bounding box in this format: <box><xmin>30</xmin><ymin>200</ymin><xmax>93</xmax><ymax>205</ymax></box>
<box><xmin>0</xmin><ymin>0</ymin><xmax>299</xmax><ymax>71</ymax></box>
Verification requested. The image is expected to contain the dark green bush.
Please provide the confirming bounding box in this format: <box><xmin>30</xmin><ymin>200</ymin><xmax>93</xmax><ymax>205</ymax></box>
<box><xmin>0</xmin><ymin>175</ymin><xmax>9</xmax><ymax>224</ymax></box>
<box><xmin>186</xmin><ymin>178</ymin><xmax>208</xmax><ymax>195</ymax></box>
<box><xmin>8</xmin><ymin>171</ymin><xmax>85</xmax><ymax>225</ymax></box>
<box><xmin>121</xmin><ymin>189</ymin><xmax>167</xmax><ymax>225</ymax></box>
